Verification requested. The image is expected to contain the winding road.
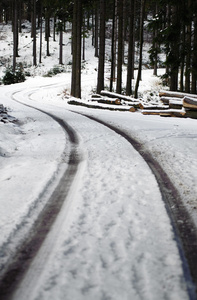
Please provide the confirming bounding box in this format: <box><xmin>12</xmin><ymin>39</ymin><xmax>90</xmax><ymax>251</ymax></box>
<box><xmin>0</xmin><ymin>82</ymin><xmax>196</xmax><ymax>299</ymax></box>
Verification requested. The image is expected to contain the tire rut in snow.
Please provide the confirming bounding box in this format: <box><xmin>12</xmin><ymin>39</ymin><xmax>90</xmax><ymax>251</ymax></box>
<box><xmin>74</xmin><ymin>112</ymin><xmax>197</xmax><ymax>299</ymax></box>
<box><xmin>0</xmin><ymin>111</ymin><xmax>80</xmax><ymax>300</ymax></box>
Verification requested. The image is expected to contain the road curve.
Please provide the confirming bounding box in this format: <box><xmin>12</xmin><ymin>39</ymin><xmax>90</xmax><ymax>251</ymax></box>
<box><xmin>0</xmin><ymin>105</ymin><xmax>81</xmax><ymax>300</ymax></box>
<box><xmin>0</xmin><ymin>95</ymin><xmax>196</xmax><ymax>299</ymax></box>
<box><xmin>74</xmin><ymin>111</ymin><xmax>197</xmax><ymax>298</ymax></box>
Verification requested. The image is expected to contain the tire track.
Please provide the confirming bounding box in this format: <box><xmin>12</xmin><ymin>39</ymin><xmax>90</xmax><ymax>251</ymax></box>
<box><xmin>73</xmin><ymin>111</ymin><xmax>197</xmax><ymax>299</ymax></box>
<box><xmin>0</xmin><ymin>97</ymin><xmax>81</xmax><ymax>300</ymax></box>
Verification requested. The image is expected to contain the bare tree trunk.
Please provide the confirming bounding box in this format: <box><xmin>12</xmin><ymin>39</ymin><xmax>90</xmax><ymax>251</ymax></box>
<box><xmin>13</xmin><ymin>0</ymin><xmax>17</xmax><ymax>72</ymax></box>
<box><xmin>92</xmin><ymin>10</ymin><xmax>95</xmax><ymax>46</ymax></box>
<box><xmin>180</xmin><ymin>23</ymin><xmax>185</xmax><ymax>92</ymax></box>
<box><xmin>82</xmin><ymin>17</ymin><xmax>85</xmax><ymax>61</ymax></box>
<box><xmin>59</xmin><ymin>22</ymin><xmax>63</xmax><ymax>65</ymax></box>
<box><xmin>116</xmin><ymin>0</ymin><xmax>123</xmax><ymax>94</ymax></box>
<box><xmin>32</xmin><ymin>0</ymin><xmax>37</xmax><ymax>66</ymax></box>
<box><xmin>153</xmin><ymin>3</ymin><xmax>158</xmax><ymax>76</ymax></box>
<box><xmin>53</xmin><ymin>16</ymin><xmax>56</xmax><ymax>42</ymax></box>
<box><xmin>97</xmin><ymin>0</ymin><xmax>106</xmax><ymax>93</ymax></box>
<box><xmin>71</xmin><ymin>0</ymin><xmax>82</xmax><ymax>98</ymax></box>
<box><xmin>185</xmin><ymin>0</ymin><xmax>192</xmax><ymax>93</ymax></box>
<box><xmin>45</xmin><ymin>12</ymin><xmax>50</xmax><ymax>56</ymax></box>
<box><xmin>39</xmin><ymin>1</ymin><xmax>43</xmax><ymax>64</ymax></box>
<box><xmin>126</xmin><ymin>0</ymin><xmax>135</xmax><ymax>95</ymax></box>
<box><xmin>94</xmin><ymin>7</ymin><xmax>99</xmax><ymax>57</ymax></box>
<box><xmin>71</xmin><ymin>0</ymin><xmax>77</xmax><ymax>96</ymax></box>
<box><xmin>18</xmin><ymin>0</ymin><xmax>22</xmax><ymax>33</ymax></box>
<box><xmin>134</xmin><ymin>0</ymin><xmax>146</xmax><ymax>98</ymax></box>
<box><xmin>110</xmin><ymin>0</ymin><xmax>117</xmax><ymax>92</ymax></box>
<box><xmin>192</xmin><ymin>8</ymin><xmax>197</xmax><ymax>93</ymax></box>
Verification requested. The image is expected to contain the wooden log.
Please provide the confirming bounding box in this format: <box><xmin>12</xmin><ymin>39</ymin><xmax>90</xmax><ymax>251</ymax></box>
<box><xmin>68</xmin><ymin>100</ymin><xmax>133</xmax><ymax>111</ymax></box>
<box><xmin>142</xmin><ymin>110</ymin><xmax>162</xmax><ymax>115</ymax></box>
<box><xmin>183</xmin><ymin>96</ymin><xmax>197</xmax><ymax>110</ymax></box>
<box><xmin>91</xmin><ymin>94</ymin><xmax>103</xmax><ymax>99</ymax></box>
<box><xmin>142</xmin><ymin>109</ymin><xmax>186</xmax><ymax>118</ymax></box>
<box><xmin>184</xmin><ymin>110</ymin><xmax>197</xmax><ymax>119</ymax></box>
<box><xmin>159</xmin><ymin>90</ymin><xmax>197</xmax><ymax>99</ymax></box>
<box><xmin>94</xmin><ymin>98</ymin><xmax>121</xmax><ymax>105</ymax></box>
<box><xmin>169</xmin><ymin>100</ymin><xmax>183</xmax><ymax>109</ymax></box>
<box><xmin>160</xmin><ymin>96</ymin><xmax>183</xmax><ymax>104</ymax></box>
<box><xmin>129</xmin><ymin>106</ymin><xmax>136</xmax><ymax>112</ymax></box>
<box><xmin>121</xmin><ymin>100</ymin><xmax>143</xmax><ymax>109</ymax></box>
<box><xmin>142</xmin><ymin>105</ymin><xmax>169</xmax><ymax>110</ymax></box>
<box><xmin>100</xmin><ymin>90</ymin><xmax>138</xmax><ymax>102</ymax></box>
<box><xmin>170</xmin><ymin>110</ymin><xmax>186</xmax><ymax>118</ymax></box>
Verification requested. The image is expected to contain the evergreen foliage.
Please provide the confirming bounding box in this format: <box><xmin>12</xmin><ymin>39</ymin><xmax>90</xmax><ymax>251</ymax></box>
<box><xmin>2</xmin><ymin>65</ymin><xmax>26</xmax><ymax>85</ymax></box>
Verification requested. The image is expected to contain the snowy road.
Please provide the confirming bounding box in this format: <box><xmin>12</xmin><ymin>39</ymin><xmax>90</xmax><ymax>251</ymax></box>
<box><xmin>0</xmin><ymin>80</ymin><xmax>197</xmax><ymax>299</ymax></box>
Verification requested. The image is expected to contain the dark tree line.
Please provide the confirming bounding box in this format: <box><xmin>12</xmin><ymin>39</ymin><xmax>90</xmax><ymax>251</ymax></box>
<box><xmin>0</xmin><ymin>0</ymin><xmax>197</xmax><ymax>97</ymax></box>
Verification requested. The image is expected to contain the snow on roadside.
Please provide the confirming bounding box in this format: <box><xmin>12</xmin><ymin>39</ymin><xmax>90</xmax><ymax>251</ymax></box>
<box><xmin>0</xmin><ymin>89</ymin><xmax>67</xmax><ymax>271</ymax></box>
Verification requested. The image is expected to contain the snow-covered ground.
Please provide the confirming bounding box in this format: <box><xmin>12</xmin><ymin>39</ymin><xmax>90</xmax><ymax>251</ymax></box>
<box><xmin>0</xmin><ymin>21</ymin><xmax>197</xmax><ymax>299</ymax></box>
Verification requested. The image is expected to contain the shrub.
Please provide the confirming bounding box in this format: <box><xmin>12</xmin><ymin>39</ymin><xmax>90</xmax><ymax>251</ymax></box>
<box><xmin>2</xmin><ymin>64</ymin><xmax>26</xmax><ymax>85</ymax></box>
<box><xmin>45</xmin><ymin>65</ymin><xmax>65</xmax><ymax>77</ymax></box>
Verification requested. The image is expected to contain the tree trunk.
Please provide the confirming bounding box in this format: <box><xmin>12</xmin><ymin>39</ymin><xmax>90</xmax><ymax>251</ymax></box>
<box><xmin>185</xmin><ymin>0</ymin><xmax>192</xmax><ymax>93</ymax></box>
<box><xmin>53</xmin><ymin>16</ymin><xmax>56</xmax><ymax>42</ymax></box>
<box><xmin>59</xmin><ymin>23</ymin><xmax>63</xmax><ymax>65</ymax></box>
<box><xmin>18</xmin><ymin>0</ymin><xmax>22</xmax><ymax>33</ymax></box>
<box><xmin>153</xmin><ymin>3</ymin><xmax>158</xmax><ymax>76</ymax></box>
<box><xmin>134</xmin><ymin>0</ymin><xmax>146</xmax><ymax>98</ymax></box>
<box><xmin>45</xmin><ymin>12</ymin><xmax>50</xmax><ymax>56</ymax></box>
<box><xmin>97</xmin><ymin>0</ymin><xmax>106</xmax><ymax>94</ymax></box>
<box><xmin>32</xmin><ymin>0</ymin><xmax>37</xmax><ymax>66</ymax></box>
<box><xmin>116</xmin><ymin>0</ymin><xmax>123</xmax><ymax>94</ymax></box>
<box><xmin>71</xmin><ymin>0</ymin><xmax>82</xmax><ymax>98</ymax></box>
<box><xmin>94</xmin><ymin>7</ymin><xmax>99</xmax><ymax>57</ymax></box>
<box><xmin>39</xmin><ymin>1</ymin><xmax>43</xmax><ymax>64</ymax></box>
<box><xmin>110</xmin><ymin>0</ymin><xmax>116</xmax><ymax>92</ymax></box>
<box><xmin>169</xmin><ymin>5</ymin><xmax>180</xmax><ymax>91</ymax></box>
<box><xmin>13</xmin><ymin>0</ymin><xmax>17</xmax><ymax>72</ymax></box>
<box><xmin>126</xmin><ymin>0</ymin><xmax>135</xmax><ymax>95</ymax></box>
<box><xmin>180</xmin><ymin>23</ymin><xmax>185</xmax><ymax>92</ymax></box>
<box><xmin>82</xmin><ymin>17</ymin><xmax>85</xmax><ymax>61</ymax></box>
<box><xmin>191</xmin><ymin>3</ymin><xmax>197</xmax><ymax>94</ymax></box>
<box><xmin>71</xmin><ymin>0</ymin><xmax>77</xmax><ymax>96</ymax></box>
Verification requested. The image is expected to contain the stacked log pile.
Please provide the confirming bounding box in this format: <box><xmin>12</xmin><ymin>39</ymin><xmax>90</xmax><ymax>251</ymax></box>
<box><xmin>142</xmin><ymin>91</ymin><xmax>197</xmax><ymax>119</ymax></box>
<box><xmin>68</xmin><ymin>90</ymin><xmax>143</xmax><ymax>112</ymax></box>
<box><xmin>68</xmin><ymin>89</ymin><xmax>197</xmax><ymax>119</ymax></box>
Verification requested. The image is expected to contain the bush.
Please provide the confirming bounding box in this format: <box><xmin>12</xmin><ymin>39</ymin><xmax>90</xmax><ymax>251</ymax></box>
<box><xmin>2</xmin><ymin>64</ymin><xmax>26</xmax><ymax>85</ymax></box>
<box><xmin>45</xmin><ymin>65</ymin><xmax>65</xmax><ymax>77</ymax></box>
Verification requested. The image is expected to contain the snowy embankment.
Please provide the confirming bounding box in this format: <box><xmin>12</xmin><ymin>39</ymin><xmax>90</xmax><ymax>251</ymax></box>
<box><xmin>0</xmin><ymin>83</ymin><xmax>67</xmax><ymax>271</ymax></box>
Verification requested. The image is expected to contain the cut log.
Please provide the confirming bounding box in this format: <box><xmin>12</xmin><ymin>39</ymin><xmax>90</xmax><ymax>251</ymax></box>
<box><xmin>129</xmin><ymin>106</ymin><xmax>136</xmax><ymax>112</ymax></box>
<box><xmin>142</xmin><ymin>110</ymin><xmax>162</xmax><ymax>115</ymax></box>
<box><xmin>92</xmin><ymin>98</ymin><xmax>122</xmax><ymax>105</ymax></box>
<box><xmin>169</xmin><ymin>100</ymin><xmax>183</xmax><ymax>109</ymax></box>
<box><xmin>183</xmin><ymin>96</ymin><xmax>197</xmax><ymax>110</ymax></box>
<box><xmin>169</xmin><ymin>110</ymin><xmax>186</xmax><ymax>118</ymax></box>
<box><xmin>184</xmin><ymin>110</ymin><xmax>197</xmax><ymax>119</ymax></box>
<box><xmin>142</xmin><ymin>109</ymin><xmax>186</xmax><ymax>118</ymax></box>
<box><xmin>100</xmin><ymin>90</ymin><xmax>138</xmax><ymax>102</ymax></box>
<box><xmin>142</xmin><ymin>105</ymin><xmax>169</xmax><ymax>110</ymax></box>
<box><xmin>91</xmin><ymin>94</ymin><xmax>103</xmax><ymax>99</ymax></box>
<box><xmin>160</xmin><ymin>96</ymin><xmax>183</xmax><ymax>104</ymax></box>
<box><xmin>121</xmin><ymin>100</ymin><xmax>143</xmax><ymax>109</ymax></box>
<box><xmin>159</xmin><ymin>90</ymin><xmax>197</xmax><ymax>99</ymax></box>
<box><xmin>68</xmin><ymin>99</ymin><xmax>133</xmax><ymax>111</ymax></box>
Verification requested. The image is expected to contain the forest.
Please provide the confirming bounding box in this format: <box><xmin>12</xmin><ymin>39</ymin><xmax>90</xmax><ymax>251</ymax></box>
<box><xmin>0</xmin><ymin>0</ymin><xmax>197</xmax><ymax>99</ymax></box>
